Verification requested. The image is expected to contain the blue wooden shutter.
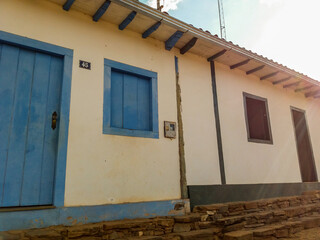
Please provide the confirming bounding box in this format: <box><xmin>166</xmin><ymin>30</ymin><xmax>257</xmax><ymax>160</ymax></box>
<box><xmin>110</xmin><ymin>70</ymin><xmax>151</xmax><ymax>131</ymax></box>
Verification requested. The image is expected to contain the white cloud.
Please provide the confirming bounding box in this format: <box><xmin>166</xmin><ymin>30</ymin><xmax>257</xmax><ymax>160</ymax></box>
<box><xmin>146</xmin><ymin>0</ymin><xmax>183</xmax><ymax>12</ymax></box>
<box><xmin>259</xmin><ymin>0</ymin><xmax>284</xmax><ymax>7</ymax></box>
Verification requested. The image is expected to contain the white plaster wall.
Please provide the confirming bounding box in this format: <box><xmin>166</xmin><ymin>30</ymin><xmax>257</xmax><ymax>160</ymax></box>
<box><xmin>215</xmin><ymin>62</ymin><xmax>320</xmax><ymax>184</ymax></box>
<box><xmin>0</xmin><ymin>0</ymin><xmax>182</xmax><ymax>206</ymax></box>
<box><xmin>179</xmin><ymin>55</ymin><xmax>221</xmax><ymax>185</ymax></box>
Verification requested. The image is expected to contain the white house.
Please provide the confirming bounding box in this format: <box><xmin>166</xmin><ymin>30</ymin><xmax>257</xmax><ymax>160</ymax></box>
<box><xmin>1</xmin><ymin>0</ymin><xmax>320</xmax><ymax>231</ymax></box>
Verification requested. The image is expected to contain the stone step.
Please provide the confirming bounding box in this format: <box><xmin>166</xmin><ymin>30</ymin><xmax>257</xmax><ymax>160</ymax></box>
<box><xmin>300</xmin><ymin>215</ymin><xmax>320</xmax><ymax>229</ymax></box>
<box><xmin>1</xmin><ymin>191</ymin><xmax>320</xmax><ymax>240</ymax></box>
<box><xmin>193</xmin><ymin>191</ymin><xmax>320</xmax><ymax>216</ymax></box>
<box><xmin>214</xmin><ymin>203</ymin><xmax>320</xmax><ymax>228</ymax></box>
<box><xmin>240</xmin><ymin>215</ymin><xmax>320</xmax><ymax>239</ymax></box>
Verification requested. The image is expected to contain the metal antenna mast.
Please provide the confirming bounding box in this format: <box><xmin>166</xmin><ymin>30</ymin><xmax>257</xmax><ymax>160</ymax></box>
<box><xmin>217</xmin><ymin>0</ymin><xmax>226</xmax><ymax>39</ymax></box>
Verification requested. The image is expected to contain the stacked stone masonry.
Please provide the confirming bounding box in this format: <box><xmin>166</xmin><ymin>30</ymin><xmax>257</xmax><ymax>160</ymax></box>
<box><xmin>2</xmin><ymin>191</ymin><xmax>320</xmax><ymax>239</ymax></box>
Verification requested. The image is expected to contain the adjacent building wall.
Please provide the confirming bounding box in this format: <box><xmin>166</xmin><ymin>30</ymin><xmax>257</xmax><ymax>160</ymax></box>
<box><xmin>215</xmin><ymin>62</ymin><xmax>320</xmax><ymax>184</ymax></box>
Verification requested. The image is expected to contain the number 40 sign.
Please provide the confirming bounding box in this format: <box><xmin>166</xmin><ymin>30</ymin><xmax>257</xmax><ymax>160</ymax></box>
<box><xmin>79</xmin><ymin>60</ymin><xmax>91</xmax><ymax>70</ymax></box>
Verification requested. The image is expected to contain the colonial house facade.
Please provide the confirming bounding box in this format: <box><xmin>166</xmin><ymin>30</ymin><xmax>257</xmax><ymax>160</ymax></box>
<box><xmin>1</xmin><ymin>0</ymin><xmax>320</xmax><ymax>231</ymax></box>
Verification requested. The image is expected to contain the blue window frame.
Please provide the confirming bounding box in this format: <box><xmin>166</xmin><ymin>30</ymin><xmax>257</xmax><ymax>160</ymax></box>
<box><xmin>103</xmin><ymin>59</ymin><xmax>159</xmax><ymax>138</ymax></box>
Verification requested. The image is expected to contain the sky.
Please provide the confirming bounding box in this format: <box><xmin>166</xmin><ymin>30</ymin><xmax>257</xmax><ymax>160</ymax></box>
<box><xmin>139</xmin><ymin>0</ymin><xmax>320</xmax><ymax>80</ymax></box>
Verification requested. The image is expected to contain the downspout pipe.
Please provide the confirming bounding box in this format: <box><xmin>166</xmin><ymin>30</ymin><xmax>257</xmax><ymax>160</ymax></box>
<box><xmin>210</xmin><ymin>61</ymin><xmax>226</xmax><ymax>185</ymax></box>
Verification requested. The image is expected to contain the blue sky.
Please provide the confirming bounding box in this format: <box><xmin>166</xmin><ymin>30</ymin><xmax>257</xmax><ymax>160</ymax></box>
<box><xmin>139</xmin><ymin>0</ymin><xmax>320</xmax><ymax>80</ymax></box>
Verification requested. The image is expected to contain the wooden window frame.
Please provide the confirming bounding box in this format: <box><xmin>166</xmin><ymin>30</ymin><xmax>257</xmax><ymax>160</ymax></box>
<box><xmin>243</xmin><ymin>92</ymin><xmax>273</xmax><ymax>144</ymax></box>
<box><xmin>103</xmin><ymin>59</ymin><xmax>159</xmax><ymax>139</ymax></box>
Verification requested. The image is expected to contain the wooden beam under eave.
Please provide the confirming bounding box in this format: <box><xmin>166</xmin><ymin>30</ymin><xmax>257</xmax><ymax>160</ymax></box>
<box><xmin>63</xmin><ymin>0</ymin><xmax>75</xmax><ymax>11</ymax></box>
<box><xmin>93</xmin><ymin>0</ymin><xmax>111</xmax><ymax>22</ymax></box>
<box><xmin>260</xmin><ymin>71</ymin><xmax>279</xmax><ymax>81</ymax></box>
<box><xmin>246</xmin><ymin>65</ymin><xmax>264</xmax><ymax>75</ymax></box>
<box><xmin>295</xmin><ymin>85</ymin><xmax>313</xmax><ymax>92</ymax></box>
<box><xmin>207</xmin><ymin>49</ymin><xmax>227</xmax><ymax>62</ymax></box>
<box><xmin>180</xmin><ymin>37</ymin><xmax>198</xmax><ymax>55</ymax></box>
<box><xmin>305</xmin><ymin>90</ymin><xmax>320</xmax><ymax>98</ymax></box>
<box><xmin>119</xmin><ymin>11</ymin><xmax>137</xmax><ymax>30</ymax></box>
<box><xmin>230</xmin><ymin>59</ymin><xmax>250</xmax><ymax>70</ymax></box>
<box><xmin>165</xmin><ymin>31</ymin><xmax>184</xmax><ymax>51</ymax></box>
<box><xmin>272</xmin><ymin>76</ymin><xmax>291</xmax><ymax>85</ymax></box>
<box><xmin>142</xmin><ymin>21</ymin><xmax>161</xmax><ymax>38</ymax></box>
<box><xmin>283</xmin><ymin>81</ymin><xmax>300</xmax><ymax>88</ymax></box>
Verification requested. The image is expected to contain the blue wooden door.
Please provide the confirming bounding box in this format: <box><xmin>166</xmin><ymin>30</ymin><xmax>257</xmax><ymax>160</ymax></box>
<box><xmin>0</xmin><ymin>43</ymin><xmax>63</xmax><ymax>207</ymax></box>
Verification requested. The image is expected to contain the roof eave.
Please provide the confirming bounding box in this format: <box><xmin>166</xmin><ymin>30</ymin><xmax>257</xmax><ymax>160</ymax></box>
<box><xmin>111</xmin><ymin>0</ymin><xmax>320</xmax><ymax>88</ymax></box>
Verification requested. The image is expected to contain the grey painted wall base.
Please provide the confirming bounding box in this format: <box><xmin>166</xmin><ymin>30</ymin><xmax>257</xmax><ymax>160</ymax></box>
<box><xmin>188</xmin><ymin>183</ymin><xmax>320</xmax><ymax>208</ymax></box>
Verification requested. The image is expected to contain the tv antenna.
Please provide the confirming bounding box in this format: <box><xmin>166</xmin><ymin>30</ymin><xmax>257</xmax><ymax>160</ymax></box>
<box><xmin>217</xmin><ymin>0</ymin><xmax>226</xmax><ymax>39</ymax></box>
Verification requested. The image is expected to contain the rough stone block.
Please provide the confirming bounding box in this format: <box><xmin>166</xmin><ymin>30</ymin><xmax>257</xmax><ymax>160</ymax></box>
<box><xmin>197</xmin><ymin>221</ymin><xmax>216</xmax><ymax>229</ymax></box>
<box><xmin>223</xmin><ymin>230</ymin><xmax>253</xmax><ymax>240</ymax></box>
<box><xmin>275</xmin><ymin>228</ymin><xmax>289</xmax><ymax>238</ymax></box>
<box><xmin>217</xmin><ymin>216</ymin><xmax>245</xmax><ymax>226</ymax></box>
<box><xmin>284</xmin><ymin>206</ymin><xmax>306</xmax><ymax>218</ymax></box>
<box><xmin>301</xmin><ymin>217</ymin><xmax>320</xmax><ymax>229</ymax></box>
<box><xmin>0</xmin><ymin>232</ymin><xmax>23</xmax><ymax>240</ymax></box>
<box><xmin>228</xmin><ymin>203</ymin><xmax>245</xmax><ymax>213</ymax></box>
<box><xmin>244</xmin><ymin>202</ymin><xmax>258</xmax><ymax>210</ymax></box>
<box><xmin>173</xmin><ymin>223</ymin><xmax>191</xmax><ymax>233</ymax></box>
<box><xmin>176</xmin><ymin>228</ymin><xmax>220</xmax><ymax>240</ymax></box>
<box><xmin>223</xmin><ymin>222</ymin><xmax>246</xmax><ymax>233</ymax></box>
<box><xmin>252</xmin><ymin>226</ymin><xmax>276</xmax><ymax>237</ymax></box>
<box><xmin>174</xmin><ymin>213</ymin><xmax>201</xmax><ymax>223</ymax></box>
<box><xmin>24</xmin><ymin>229</ymin><xmax>62</xmax><ymax>239</ymax></box>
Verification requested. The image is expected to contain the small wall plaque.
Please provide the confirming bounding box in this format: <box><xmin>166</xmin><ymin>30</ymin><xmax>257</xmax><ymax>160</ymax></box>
<box><xmin>79</xmin><ymin>60</ymin><xmax>91</xmax><ymax>70</ymax></box>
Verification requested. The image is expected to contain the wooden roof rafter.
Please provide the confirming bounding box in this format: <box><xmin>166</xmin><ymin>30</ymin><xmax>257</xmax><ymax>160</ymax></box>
<box><xmin>260</xmin><ymin>71</ymin><xmax>279</xmax><ymax>81</ymax></box>
<box><xmin>246</xmin><ymin>65</ymin><xmax>264</xmax><ymax>75</ymax></box>
<box><xmin>283</xmin><ymin>81</ymin><xmax>300</xmax><ymax>89</ymax></box>
<box><xmin>295</xmin><ymin>85</ymin><xmax>313</xmax><ymax>93</ymax></box>
<box><xmin>272</xmin><ymin>76</ymin><xmax>291</xmax><ymax>85</ymax></box>
<box><xmin>63</xmin><ymin>0</ymin><xmax>75</xmax><ymax>11</ymax></box>
<box><xmin>93</xmin><ymin>0</ymin><xmax>111</xmax><ymax>22</ymax></box>
<box><xmin>305</xmin><ymin>90</ymin><xmax>320</xmax><ymax>98</ymax></box>
<box><xmin>142</xmin><ymin>21</ymin><xmax>162</xmax><ymax>38</ymax></box>
<box><xmin>119</xmin><ymin>11</ymin><xmax>137</xmax><ymax>30</ymax></box>
<box><xmin>230</xmin><ymin>59</ymin><xmax>250</xmax><ymax>70</ymax></box>
<box><xmin>180</xmin><ymin>37</ymin><xmax>198</xmax><ymax>55</ymax></box>
<box><xmin>207</xmin><ymin>49</ymin><xmax>227</xmax><ymax>62</ymax></box>
<box><xmin>165</xmin><ymin>31</ymin><xmax>184</xmax><ymax>51</ymax></box>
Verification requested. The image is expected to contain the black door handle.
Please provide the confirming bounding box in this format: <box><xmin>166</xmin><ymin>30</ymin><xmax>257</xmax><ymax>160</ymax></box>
<box><xmin>52</xmin><ymin>111</ymin><xmax>57</xmax><ymax>130</ymax></box>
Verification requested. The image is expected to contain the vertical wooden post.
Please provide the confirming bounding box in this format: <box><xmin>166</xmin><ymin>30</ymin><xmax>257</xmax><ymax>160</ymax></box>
<box><xmin>175</xmin><ymin>56</ymin><xmax>188</xmax><ymax>199</ymax></box>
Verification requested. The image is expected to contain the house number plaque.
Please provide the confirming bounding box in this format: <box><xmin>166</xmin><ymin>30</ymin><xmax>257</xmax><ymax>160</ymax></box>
<box><xmin>79</xmin><ymin>60</ymin><xmax>91</xmax><ymax>70</ymax></box>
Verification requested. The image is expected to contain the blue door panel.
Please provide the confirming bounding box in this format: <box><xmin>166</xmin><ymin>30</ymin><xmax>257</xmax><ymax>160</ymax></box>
<box><xmin>0</xmin><ymin>43</ymin><xmax>63</xmax><ymax>207</ymax></box>
<box><xmin>39</xmin><ymin>56</ymin><xmax>63</xmax><ymax>205</ymax></box>
<box><xmin>0</xmin><ymin>44</ymin><xmax>20</xmax><ymax>204</ymax></box>
<box><xmin>2</xmin><ymin>49</ymin><xmax>36</xmax><ymax>207</ymax></box>
<box><xmin>20</xmin><ymin>53</ymin><xmax>52</xmax><ymax>206</ymax></box>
